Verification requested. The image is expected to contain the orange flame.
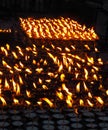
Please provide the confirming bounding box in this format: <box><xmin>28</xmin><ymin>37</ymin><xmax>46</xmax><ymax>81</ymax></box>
<box><xmin>95</xmin><ymin>97</ymin><xmax>104</xmax><ymax>105</ymax></box>
<box><xmin>42</xmin><ymin>98</ymin><xmax>53</xmax><ymax>107</ymax></box>
<box><xmin>20</xmin><ymin>17</ymin><xmax>98</xmax><ymax>40</ymax></box>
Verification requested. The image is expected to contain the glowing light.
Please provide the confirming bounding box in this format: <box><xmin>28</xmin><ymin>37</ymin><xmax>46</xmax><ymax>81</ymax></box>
<box><xmin>95</xmin><ymin>97</ymin><xmax>104</xmax><ymax>105</ymax></box>
<box><xmin>20</xmin><ymin>17</ymin><xmax>99</xmax><ymax>40</ymax></box>
<box><xmin>42</xmin><ymin>98</ymin><xmax>53</xmax><ymax>107</ymax></box>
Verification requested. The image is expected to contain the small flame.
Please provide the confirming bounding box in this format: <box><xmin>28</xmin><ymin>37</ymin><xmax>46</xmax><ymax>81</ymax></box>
<box><xmin>60</xmin><ymin>73</ymin><xmax>65</xmax><ymax>82</ymax></box>
<box><xmin>25</xmin><ymin>100</ymin><xmax>31</xmax><ymax>105</ymax></box>
<box><xmin>0</xmin><ymin>71</ymin><xmax>3</xmax><ymax>75</ymax></box>
<box><xmin>84</xmin><ymin>68</ymin><xmax>88</xmax><ymax>80</ymax></box>
<box><xmin>98</xmin><ymin>58</ymin><xmax>103</xmax><ymax>65</ymax></box>
<box><xmin>42</xmin><ymin>85</ymin><xmax>48</xmax><ymax>90</ymax></box>
<box><xmin>95</xmin><ymin>97</ymin><xmax>104</xmax><ymax>105</ymax></box>
<box><xmin>58</xmin><ymin>63</ymin><xmax>63</xmax><ymax>72</ymax></box>
<box><xmin>88</xmin><ymin>92</ymin><xmax>93</xmax><ymax>98</ymax></box>
<box><xmin>84</xmin><ymin>44</ymin><xmax>90</xmax><ymax>50</ymax></box>
<box><xmin>36</xmin><ymin>68</ymin><xmax>43</xmax><ymax>73</ymax></box>
<box><xmin>26</xmin><ymin>90</ymin><xmax>31</xmax><ymax>98</ymax></box>
<box><xmin>13</xmin><ymin>98</ymin><xmax>19</xmax><ymax>105</ymax></box>
<box><xmin>66</xmin><ymin>95</ymin><xmax>73</xmax><ymax>107</ymax></box>
<box><xmin>33</xmin><ymin>82</ymin><xmax>37</xmax><ymax>88</ymax></box>
<box><xmin>76</xmin><ymin>82</ymin><xmax>80</xmax><ymax>93</ymax></box>
<box><xmin>0</xmin><ymin>96</ymin><xmax>7</xmax><ymax>106</ymax></box>
<box><xmin>2</xmin><ymin>60</ymin><xmax>11</xmax><ymax>69</ymax></box>
<box><xmin>4</xmin><ymin>78</ymin><xmax>10</xmax><ymax>89</ymax></box>
<box><xmin>56</xmin><ymin>91</ymin><xmax>64</xmax><ymax>100</ymax></box>
<box><xmin>19</xmin><ymin>75</ymin><xmax>23</xmax><ymax>84</ymax></box>
<box><xmin>106</xmin><ymin>90</ymin><xmax>108</xmax><ymax>95</ymax></box>
<box><xmin>83</xmin><ymin>82</ymin><xmax>89</xmax><ymax>91</ymax></box>
<box><xmin>16</xmin><ymin>83</ymin><xmax>20</xmax><ymax>96</ymax></box>
<box><xmin>12</xmin><ymin>51</ymin><xmax>18</xmax><ymax>59</ymax></box>
<box><xmin>42</xmin><ymin>98</ymin><xmax>53</xmax><ymax>107</ymax></box>
<box><xmin>1</xmin><ymin>47</ymin><xmax>8</xmax><ymax>56</ymax></box>
<box><xmin>39</xmin><ymin>78</ymin><xmax>42</xmax><ymax>84</ymax></box>
<box><xmin>87</xmin><ymin>99</ymin><xmax>94</xmax><ymax>107</ymax></box>
<box><xmin>93</xmin><ymin>74</ymin><xmax>98</xmax><ymax>80</ymax></box>
<box><xmin>79</xmin><ymin>99</ymin><xmax>84</xmax><ymax>106</ymax></box>
<box><xmin>25</xmin><ymin>68</ymin><xmax>32</xmax><ymax>74</ymax></box>
<box><xmin>6</xmin><ymin>44</ymin><xmax>10</xmax><ymax>50</ymax></box>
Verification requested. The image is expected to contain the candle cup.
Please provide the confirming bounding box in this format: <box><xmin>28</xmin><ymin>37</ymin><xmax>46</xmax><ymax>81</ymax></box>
<box><xmin>84</xmin><ymin>118</ymin><xmax>95</xmax><ymax>123</ymax></box>
<box><xmin>26</xmin><ymin>126</ymin><xmax>38</xmax><ymax>130</ymax></box>
<box><xmin>42</xmin><ymin>120</ymin><xmax>54</xmax><ymax>125</ymax></box>
<box><xmin>57</xmin><ymin>120</ymin><xmax>70</xmax><ymax>125</ymax></box>
<box><xmin>26</xmin><ymin>121</ymin><xmax>38</xmax><ymax>126</ymax></box>
<box><xmin>52</xmin><ymin>114</ymin><xmax>64</xmax><ymax>120</ymax></box>
<box><xmin>85</xmin><ymin>123</ymin><xmax>98</xmax><ymax>129</ymax></box>
<box><xmin>0</xmin><ymin>121</ymin><xmax>9</xmax><ymax>128</ymax></box>
<box><xmin>82</xmin><ymin>111</ymin><xmax>95</xmax><ymax>118</ymax></box>
<box><xmin>70</xmin><ymin>117</ymin><xmax>81</xmax><ymax>122</ymax></box>
<box><xmin>0</xmin><ymin>115</ymin><xmax>8</xmax><ymax>120</ymax></box>
<box><xmin>99</xmin><ymin>122</ymin><xmax>108</xmax><ymax>128</ymax></box>
<box><xmin>11</xmin><ymin>115</ymin><xmax>21</xmax><ymax>121</ymax></box>
<box><xmin>70</xmin><ymin>123</ymin><xmax>83</xmax><ymax>129</ymax></box>
<box><xmin>42</xmin><ymin>124</ymin><xmax>55</xmax><ymax>130</ymax></box>
<box><xmin>24</xmin><ymin>112</ymin><xmax>37</xmax><ymax>119</ymax></box>
<box><xmin>57</xmin><ymin>125</ymin><xmax>70</xmax><ymax>130</ymax></box>
<box><xmin>12</xmin><ymin>121</ymin><xmax>23</xmax><ymax>128</ymax></box>
<box><xmin>98</xmin><ymin>116</ymin><xmax>108</xmax><ymax>122</ymax></box>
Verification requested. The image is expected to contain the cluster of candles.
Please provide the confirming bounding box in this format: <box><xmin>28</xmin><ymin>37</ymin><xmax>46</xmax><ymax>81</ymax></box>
<box><xmin>0</xmin><ymin>17</ymin><xmax>107</xmax><ymax>110</ymax></box>
<box><xmin>20</xmin><ymin>17</ymin><xmax>98</xmax><ymax>40</ymax></box>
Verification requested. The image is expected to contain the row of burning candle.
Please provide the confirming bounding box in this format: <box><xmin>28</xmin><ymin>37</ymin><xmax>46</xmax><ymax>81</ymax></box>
<box><xmin>0</xmin><ymin>38</ymin><xmax>107</xmax><ymax>109</ymax></box>
<box><xmin>20</xmin><ymin>17</ymin><xmax>99</xmax><ymax>40</ymax></box>
<box><xmin>0</xmin><ymin>29</ymin><xmax>11</xmax><ymax>33</ymax></box>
